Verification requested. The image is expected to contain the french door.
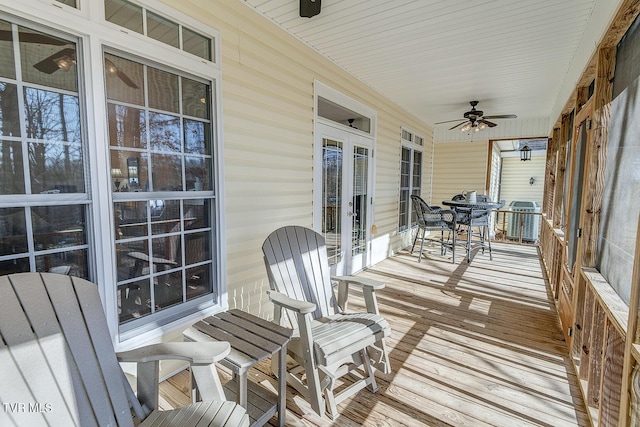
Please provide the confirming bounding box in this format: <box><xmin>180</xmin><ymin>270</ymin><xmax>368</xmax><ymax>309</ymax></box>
<box><xmin>315</xmin><ymin>123</ymin><xmax>373</xmax><ymax>275</ymax></box>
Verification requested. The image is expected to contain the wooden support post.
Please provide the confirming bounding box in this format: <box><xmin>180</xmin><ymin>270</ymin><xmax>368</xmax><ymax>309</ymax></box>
<box><xmin>621</xmin><ymin>211</ymin><xmax>640</xmax><ymax>426</ymax></box>
<box><xmin>581</xmin><ymin>47</ymin><xmax>615</xmax><ymax>269</ymax></box>
<box><xmin>552</xmin><ymin>116</ymin><xmax>570</xmax><ymax>229</ymax></box>
<box><xmin>542</xmin><ymin>131</ymin><xmax>559</xmax><ymax>219</ymax></box>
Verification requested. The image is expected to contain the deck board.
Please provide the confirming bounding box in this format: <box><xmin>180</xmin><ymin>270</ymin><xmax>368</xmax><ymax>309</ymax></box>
<box><xmin>160</xmin><ymin>243</ymin><xmax>588</xmax><ymax>426</ymax></box>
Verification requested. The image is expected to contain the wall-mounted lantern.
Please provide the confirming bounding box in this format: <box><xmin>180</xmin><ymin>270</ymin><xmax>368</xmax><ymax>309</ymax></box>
<box><xmin>520</xmin><ymin>145</ymin><xmax>532</xmax><ymax>161</ymax></box>
<box><xmin>529</xmin><ymin>177</ymin><xmax>535</xmax><ymax>186</ymax></box>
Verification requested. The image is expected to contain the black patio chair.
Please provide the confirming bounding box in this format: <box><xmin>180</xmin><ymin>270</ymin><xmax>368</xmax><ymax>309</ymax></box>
<box><xmin>410</xmin><ymin>195</ymin><xmax>457</xmax><ymax>262</ymax></box>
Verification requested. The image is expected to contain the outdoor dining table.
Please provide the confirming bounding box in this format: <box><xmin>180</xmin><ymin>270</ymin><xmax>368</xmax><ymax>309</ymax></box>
<box><xmin>442</xmin><ymin>198</ymin><xmax>504</xmax><ymax>262</ymax></box>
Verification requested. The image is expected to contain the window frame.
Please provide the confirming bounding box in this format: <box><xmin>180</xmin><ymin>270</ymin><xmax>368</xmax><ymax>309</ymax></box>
<box><xmin>0</xmin><ymin>0</ymin><xmax>225</xmax><ymax>350</ymax></box>
<box><xmin>399</xmin><ymin>128</ymin><xmax>423</xmax><ymax>232</ymax></box>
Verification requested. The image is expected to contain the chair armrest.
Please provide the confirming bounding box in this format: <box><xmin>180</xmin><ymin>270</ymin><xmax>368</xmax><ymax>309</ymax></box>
<box><xmin>117</xmin><ymin>341</ymin><xmax>230</xmax><ymax>365</ymax></box>
<box><xmin>331</xmin><ymin>276</ymin><xmax>383</xmax><ymax>314</ymax></box>
<box><xmin>268</xmin><ymin>290</ymin><xmax>316</xmax><ymax>314</ymax></box>
<box><xmin>331</xmin><ymin>276</ymin><xmax>385</xmax><ymax>290</ymax></box>
<box><xmin>118</xmin><ymin>342</ymin><xmax>231</xmax><ymax>411</ymax></box>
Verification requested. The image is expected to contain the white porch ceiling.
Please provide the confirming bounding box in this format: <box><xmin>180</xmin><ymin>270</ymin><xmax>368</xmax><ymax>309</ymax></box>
<box><xmin>243</xmin><ymin>0</ymin><xmax>623</xmax><ymax>133</ymax></box>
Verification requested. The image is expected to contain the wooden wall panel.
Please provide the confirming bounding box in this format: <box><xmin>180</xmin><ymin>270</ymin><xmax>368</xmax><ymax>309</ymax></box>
<box><xmin>552</xmin><ymin>115</ymin><xmax>571</xmax><ymax>229</ymax></box>
<box><xmin>587</xmin><ymin>301</ymin><xmax>606</xmax><ymax>408</ymax></box>
<box><xmin>581</xmin><ymin>47</ymin><xmax>615</xmax><ymax>269</ymax></box>
<box><xmin>580</xmin><ymin>287</ymin><xmax>596</xmax><ymax>380</ymax></box>
<box><xmin>600</xmin><ymin>320</ymin><xmax>625</xmax><ymax>427</ymax></box>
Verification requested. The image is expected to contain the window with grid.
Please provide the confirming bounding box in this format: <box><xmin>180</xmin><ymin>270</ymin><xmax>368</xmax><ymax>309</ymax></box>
<box><xmin>106</xmin><ymin>52</ymin><xmax>217</xmax><ymax>329</ymax></box>
<box><xmin>399</xmin><ymin>129</ymin><xmax>423</xmax><ymax>231</ymax></box>
<box><xmin>104</xmin><ymin>0</ymin><xmax>213</xmax><ymax>62</ymax></box>
<box><xmin>0</xmin><ymin>21</ymin><xmax>90</xmax><ymax>278</ymax></box>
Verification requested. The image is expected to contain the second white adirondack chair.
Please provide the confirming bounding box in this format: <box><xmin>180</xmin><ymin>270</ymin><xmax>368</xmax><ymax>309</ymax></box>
<box><xmin>262</xmin><ymin>226</ymin><xmax>391</xmax><ymax>419</ymax></box>
<box><xmin>0</xmin><ymin>272</ymin><xmax>249</xmax><ymax>427</ymax></box>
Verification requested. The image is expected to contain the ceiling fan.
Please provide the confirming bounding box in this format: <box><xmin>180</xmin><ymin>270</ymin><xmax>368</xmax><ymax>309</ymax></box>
<box><xmin>435</xmin><ymin>101</ymin><xmax>517</xmax><ymax>132</ymax></box>
<box><xmin>0</xmin><ymin>30</ymin><xmax>138</xmax><ymax>89</ymax></box>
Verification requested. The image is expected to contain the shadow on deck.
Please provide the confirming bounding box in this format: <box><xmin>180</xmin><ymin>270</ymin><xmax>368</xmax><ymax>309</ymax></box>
<box><xmin>160</xmin><ymin>242</ymin><xmax>588</xmax><ymax>426</ymax></box>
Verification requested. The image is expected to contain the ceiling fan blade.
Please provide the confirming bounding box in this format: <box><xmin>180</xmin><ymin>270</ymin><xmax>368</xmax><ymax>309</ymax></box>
<box><xmin>116</xmin><ymin>70</ymin><xmax>139</xmax><ymax>89</ymax></box>
<box><xmin>105</xmin><ymin>58</ymin><xmax>139</xmax><ymax>89</ymax></box>
<box><xmin>33</xmin><ymin>48</ymin><xmax>75</xmax><ymax>74</ymax></box>
<box><xmin>480</xmin><ymin>119</ymin><xmax>497</xmax><ymax>128</ymax></box>
<box><xmin>483</xmin><ymin>114</ymin><xmax>517</xmax><ymax>119</ymax></box>
<box><xmin>449</xmin><ymin>121</ymin><xmax>468</xmax><ymax>130</ymax></box>
<box><xmin>0</xmin><ymin>30</ymin><xmax>68</xmax><ymax>45</ymax></box>
<box><xmin>434</xmin><ymin>118</ymin><xmax>465</xmax><ymax>125</ymax></box>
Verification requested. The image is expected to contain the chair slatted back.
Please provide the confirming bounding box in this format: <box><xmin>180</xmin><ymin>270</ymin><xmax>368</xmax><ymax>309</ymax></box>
<box><xmin>262</xmin><ymin>226</ymin><xmax>337</xmax><ymax>322</ymax></box>
<box><xmin>0</xmin><ymin>273</ymin><xmax>134</xmax><ymax>427</ymax></box>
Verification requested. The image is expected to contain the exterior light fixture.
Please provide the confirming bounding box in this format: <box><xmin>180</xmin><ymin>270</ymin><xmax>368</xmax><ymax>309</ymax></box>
<box><xmin>529</xmin><ymin>177</ymin><xmax>535</xmax><ymax>186</ymax></box>
<box><xmin>520</xmin><ymin>145</ymin><xmax>531</xmax><ymax>161</ymax></box>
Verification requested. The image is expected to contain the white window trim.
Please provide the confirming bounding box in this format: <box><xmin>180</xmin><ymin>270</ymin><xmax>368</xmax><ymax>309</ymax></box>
<box><xmin>1</xmin><ymin>0</ymin><xmax>226</xmax><ymax>351</ymax></box>
<box><xmin>399</xmin><ymin>127</ymin><xmax>424</xmax><ymax>232</ymax></box>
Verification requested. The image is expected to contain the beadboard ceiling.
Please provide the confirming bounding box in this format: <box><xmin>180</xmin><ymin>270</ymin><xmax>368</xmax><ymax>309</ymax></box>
<box><xmin>243</xmin><ymin>0</ymin><xmax>623</xmax><ymax>132</ymax></box>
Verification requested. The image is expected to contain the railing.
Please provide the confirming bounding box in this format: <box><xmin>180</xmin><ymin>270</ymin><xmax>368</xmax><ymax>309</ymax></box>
<box><xmin>492</xmin><ymin>209</ymin><xmax>544</xmax><ymax>245</ymax></box>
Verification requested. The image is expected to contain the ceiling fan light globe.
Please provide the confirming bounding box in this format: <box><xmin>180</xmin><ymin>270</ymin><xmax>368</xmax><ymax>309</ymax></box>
<box><xmin>55</xmin><ymin>56</ymin><xmax>75</xmax><ymax>71</ymax></box>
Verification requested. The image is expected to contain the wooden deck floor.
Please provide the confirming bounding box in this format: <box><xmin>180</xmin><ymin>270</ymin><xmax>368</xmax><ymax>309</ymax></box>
<box><xmin>159</xmin><ymin>242</ymin><xmax>588</xmax><ymax>426</ymax></box>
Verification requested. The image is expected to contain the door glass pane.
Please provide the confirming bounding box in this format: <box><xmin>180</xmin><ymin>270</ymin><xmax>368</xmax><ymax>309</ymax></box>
<box><xmin>352</xmin><ymin>146</ymin><xmax>367</xmax><ymax>256</ymax></box>
<box><xmin>322</xmin><ymin>138</ymin><xmax>342</xmax><ymax>265</ymax></box>
<box><xmin>399</xmin><ymin>147</ymin><xmax>410</xmax><ymax>230</ymax></box>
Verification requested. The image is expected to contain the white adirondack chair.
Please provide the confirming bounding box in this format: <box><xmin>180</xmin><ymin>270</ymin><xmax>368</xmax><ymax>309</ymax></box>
<box><xmin>0</xmin><ymin>272</ymin><xmax>249</xmax><ymax>427</ymax></box>
<box><xmin>262</xmin><ymin>226</ymin><xmax>391</xmax><ymax>419</ymax></box>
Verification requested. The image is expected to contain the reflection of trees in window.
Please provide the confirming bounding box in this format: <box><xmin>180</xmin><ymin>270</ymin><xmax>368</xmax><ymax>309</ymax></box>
<box><xmin>1</xmin><ymin>83</ymin><xmax>23</xmax><ymax>194</ymax></box>
<box><xmin>24</xmin><ymin>88</ymin><xmax>83</xmax><ymax>193</ymax></box>
<box><xmin>108</xmin><ymin>104</ymin><xmax>146</xmax><ymax>149</ymax></box>
<box><xmin>149</xmin><ymin>112</ymin><xmax>180</xmax><ymax>152</ymax></box>
<box><xmin>0</xmin><ymin>83</ymin><xmax>20</xmax><ymax>136</ymax></box>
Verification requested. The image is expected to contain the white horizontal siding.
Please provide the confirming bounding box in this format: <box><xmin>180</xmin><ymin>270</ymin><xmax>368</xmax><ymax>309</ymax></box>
<box><xmin>499</xmin><ymin>157</ymin><xmax>546</xmax><ymax>208</ymax></box>
<box><xmin>432</xmin><ymin>141</ymin><xmax>488</xmax><ymax>208</ymax></box>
